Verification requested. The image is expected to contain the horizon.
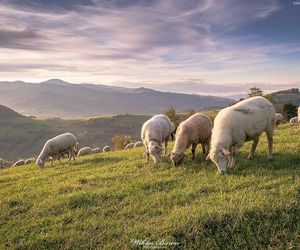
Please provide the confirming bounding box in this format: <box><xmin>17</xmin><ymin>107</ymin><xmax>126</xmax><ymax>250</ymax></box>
<box><xmin>0</xmin><ymin>0</ymin><xmax>300</xmax><ymax>96</ymax></box>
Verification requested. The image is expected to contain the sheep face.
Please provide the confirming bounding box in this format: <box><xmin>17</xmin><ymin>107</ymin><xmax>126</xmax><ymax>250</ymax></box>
<box><xmin>36</xmin><ymin>159</ymin><xmax>45</xmax><ymax>168</ymax></box>
<box><xmin>208</xmin><ymin>148</ymin><xmax>229</xmax><ymax>174</ymax></box>
<box><xmin>148</xmin><ymin>142</ymin><xmax>162</xmax><ymax>163</ymax></box>
<box><xmin>170</xmin><ymin>152</ymin><xmax>184</xmax><ymax>167</ymax></box>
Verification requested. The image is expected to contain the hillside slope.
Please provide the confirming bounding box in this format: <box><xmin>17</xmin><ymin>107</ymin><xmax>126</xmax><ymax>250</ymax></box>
<box><xmin>1</xmin><ymin>124</ymin><xmax>300</xmax><ymax>249</ymax></box>
<box><xmin>0</xmin><ymin>79</ymin><xmax>233</xmax><ymax>118</ymax></box>
<box><xmin>0</xmin><ymin>114</ymin><xmax>150</xmax><ymax>161</ymax></box>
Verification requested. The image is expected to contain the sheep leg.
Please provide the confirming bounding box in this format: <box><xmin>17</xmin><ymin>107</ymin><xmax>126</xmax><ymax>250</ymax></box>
<box><xmin>164</xmin><ymin>140</ymin><xmax>168</xmax><ymax>156</ymax></box>
<box><xmin>191</xmin><ymin>144</ymin><xmax>197</xmax><ymax>159</ymax></box>
<box><xmin>146</xmin><ymin>147</ymin><xmax>150</xmax><ymax>162</ymax></box>
<box><xmin>229</xmin><ymin>146</ymin><xmax>238</xmax><ymax>168</ymax></box>
<box><xmin>248</xmin><ymin>137</ymin><xmax>259</xmax><ymax>160</ymax></box>
<box><xmin>266</xmin><ymin>131</ymin><xmax>273</xmax><ymax>160</ymax></box>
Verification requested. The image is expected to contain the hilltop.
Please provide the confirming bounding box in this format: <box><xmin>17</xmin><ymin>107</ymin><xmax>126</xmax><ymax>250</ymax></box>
<box><xmin>0</xmin><ymin>104</ymin><xmax>23</xmax><ymax>118</ymax></box>
<box><xmin>270</xmin><ymin>88</ymin><xmax>300</xmax><ymax>106</ymax></box>
<box><xmin>0</xmin><ymin>124</ymin><xmax>300</xmax><ymax>248</ymax></box>
<box><xmin>0</xmin><ymin>79</ymin><xmax>233</xmax><ymax>118</ymax></box>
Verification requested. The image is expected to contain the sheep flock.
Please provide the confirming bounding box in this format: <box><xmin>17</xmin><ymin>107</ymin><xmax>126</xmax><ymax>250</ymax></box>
<box><xmin>1</xmin><ymin>96</ymin><xmax>300</xmax><ymax>174</ymax></box>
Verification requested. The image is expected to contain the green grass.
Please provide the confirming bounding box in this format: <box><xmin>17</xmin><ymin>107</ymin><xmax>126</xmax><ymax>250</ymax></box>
<box><xmin>1</xmin><ymin>124</ymin><xmax>300</xmax><ymax>249</ymax></box>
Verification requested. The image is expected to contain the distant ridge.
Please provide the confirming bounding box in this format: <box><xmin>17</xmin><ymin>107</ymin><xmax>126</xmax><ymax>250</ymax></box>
<box><xmin>0</xmin><ymin>104</ymin><xmax>23</xmax><ymax>118</ymax></box>
<box><xmin>0</xmin><ymin>79</ymin><xmax>234</xmax><ymax>118</ymax></box>
<box><xmin>270</xmin><ymin>88</ymin><xmax>300</xmax><ymax>106</ymax></box>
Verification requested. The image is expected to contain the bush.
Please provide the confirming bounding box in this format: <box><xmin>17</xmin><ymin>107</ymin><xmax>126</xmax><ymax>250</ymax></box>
<box><xmin>111</xmin><ymin>134</ymin><xmax>131</xmax><ymax>150</ymax></box>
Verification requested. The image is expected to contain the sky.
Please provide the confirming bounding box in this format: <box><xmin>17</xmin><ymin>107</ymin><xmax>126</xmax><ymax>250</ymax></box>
<box><xmin>0</xmin><ymin>0</ymin><xmax>299</xmax><ymax>96</ymax></box>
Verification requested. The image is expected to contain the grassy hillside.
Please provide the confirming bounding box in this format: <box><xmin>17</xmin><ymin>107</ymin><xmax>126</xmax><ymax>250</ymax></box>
<box><xmin>0</xmin><ymin>114</ymin><xmax>151</xmax><ymax>161</ymax></box>
<box><xmin>1</xmin><ymin>124</ymin><xmax>300</xmax><ymax>249</ymax></box>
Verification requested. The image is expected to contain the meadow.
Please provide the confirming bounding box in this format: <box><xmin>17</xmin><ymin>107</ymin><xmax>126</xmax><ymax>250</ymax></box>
<box><xmin>0</xmin><ymin>123</ymin><xmax>300</xmax><ymax>249</ymax></box>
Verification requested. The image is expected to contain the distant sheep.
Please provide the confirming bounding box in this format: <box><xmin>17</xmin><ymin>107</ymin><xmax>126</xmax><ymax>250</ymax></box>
<box><xmin>206</xmin><ymin>96</ymin><xmax>275</xmax><ymax>174</ymax></box>
<box><xmin>103</xmin><ymin>146</ymin><xmax>111</xmax><ymax>153</ymax></box>
<box><xmin>36</xmin><ymin>133</ymin><xmax>78</xmax><ymax>168</ymax></box>
<box><xmin>25</xmin><ymin>158</ymin><xmax>36</xmax><ymax>165</ymax></box>
<box><xmin>124</xmin><ymin>142</ymin><xmax>135</xmax><ymax>150</ymax></box>
<box><xmin>170</xmin><ymin>113</ymin><xmax>212</xmax><ymax>166</ymax></box>
<box><xmin>290</xmin><ymin>117</ymin><xmax>298</xmax><ymax>124</ymax></box>
<box><xmin>133</xmin><ymin>141</ymin><xmax>144</xmax><ymax>148</ymax></box>
<box><xmin>91</xmin><ymin>148</ymin><xmax>102</xmax><ymax>154</ymax></box>
<box><xmin>0</xmin><ymin>158</ymin><xmax>12</xmax><ymax>169</ymax></box>
<box><xmin>77</xmin><ymin>147</ymin><xmax>92</xmax><ymax>157</ymax></box>
<box><xmin>13</xmin><ymin>159</ymin><xmax>26</xmax><ymax>167</ymax></box>
<box><xmin>275</xmin><ymin>113</ymin><xmax>283</xmax><ymax>126</ymax></box>
<box><xmin>141</xmin><ymin>114</ymin><xmax>172</xmax><ymax>163</ymax></box>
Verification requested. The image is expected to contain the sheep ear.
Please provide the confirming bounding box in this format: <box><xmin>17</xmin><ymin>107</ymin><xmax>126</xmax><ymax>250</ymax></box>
<box><xmin>206</xmin><ymin>154</ymin><xmax>211</xmax><ymax>161</ymax></box>
<box><xmin>221</xmin><ymin>148</ymin><xmax>231</xmax><ymax>156</ymax></box>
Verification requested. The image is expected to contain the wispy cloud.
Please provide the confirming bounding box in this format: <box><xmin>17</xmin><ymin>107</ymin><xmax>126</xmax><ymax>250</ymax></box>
<box><xmin>0</xmin><ymin>0</ymin><xmax>299</xmax><ymax>95</ymax></box>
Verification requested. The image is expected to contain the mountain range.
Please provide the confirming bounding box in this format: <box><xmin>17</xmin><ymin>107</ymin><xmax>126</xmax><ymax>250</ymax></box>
<box><xmin>0</xmin><ymin>79</ymin><xmax>234</xmax><ymax>118</ymax></box>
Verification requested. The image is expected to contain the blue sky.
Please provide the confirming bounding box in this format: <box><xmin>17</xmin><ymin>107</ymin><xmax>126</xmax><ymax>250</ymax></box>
<box><xmin>0</xmin><ymin>0</ymin><xmax>299</xmax><ymax>96</ymax></box>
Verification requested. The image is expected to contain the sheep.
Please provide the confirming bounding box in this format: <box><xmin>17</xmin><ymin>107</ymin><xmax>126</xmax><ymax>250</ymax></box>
<box><xmin>25</xmin><ymin>158</ymin><xmax>36</xmax><ymax>165</ymax></box>
<box><xmin>170</xmin><ymin>122</ymin><xmax>176</xmax><ymax>141</ymax></box>
<box><xmin>275</xmin><ymin>113</ymin><xmax>283</xmax><ymax>126</ymax></box>
<box><xmin>141</xmin><ymin>114</ymin><xmax>172</xmax><ymax>163</ymax></box>
<box><xmin>77</xmin><ymin>147</ymin><xmax>92</xmax><ymax>157</ymax></box>
<box><xmin>170</xmin><ymin>113</ymin><xmax>212</xmax><ymax>166</ymax></box>
<box><xmin>124</xmin><ymin>142</ymin><xmax>135</xmax><ymax>150</ymax></box>
<box><xmin>290</xmin><ymin>116</ymin><xmax>298</xmax><ymax>123</ymax></box>
<box><xmin>103</xmin><ymin>146</ymin><xmax>111</xmax><ymax>153</ymax></box>
<box><xmin>206</xmin><ymin>96</ymin><xmax>276</xmax><ymax>174</ymax></box>
<box><xmin>134</xmin><ymin>141</ymin><xmax>144</xmax><ymax>148</ymax></box>
<box><xmin>91</xmin><ymin>148</ymin><xmax>102</xmax><ymax>154</ymax></box>
<box><xmin>36</xmin><ymin>133</ymin><xmax>78</xmax><ymax>168</ymax></box>
<box><xmin>13</xmin><ymin>159</ymin><xmax>26</xmax><ymax>167</ymax></box>
<box><xmin>0</xmin><ymin>158</ymin><xmax>12</xmax><ymax>169</ymax></box>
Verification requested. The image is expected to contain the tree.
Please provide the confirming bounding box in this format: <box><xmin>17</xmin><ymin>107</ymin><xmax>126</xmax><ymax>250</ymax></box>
<box><xmin>283</xmin><ymin>103</ymin><xmax>297</xmax><ymax>120</ymax></box>
<box><xmin>248</xmin><ymin>87</ymin><xmax>264</xmax><ymax>98</ymax></box>
<box><xmin>164</xmin><ymin>106</ymin><xmax>179</xmax><ymax>126</ymax></box>
<box><xmin>111</xmin><ymin>134</ymin><xmax>131</xmax><ymax>150</ymax></box>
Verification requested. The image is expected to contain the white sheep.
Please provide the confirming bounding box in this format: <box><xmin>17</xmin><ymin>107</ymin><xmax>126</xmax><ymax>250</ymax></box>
<box><xmin>36</xmin><ymin>133</ymin><xmax>78</xmax><ymax>168</ymax></box>
<box><xmin>133</xmin><ymin>141</ymin><xmax>144</xmax><ymax>148</ymax></box>
<box><xmin>77</xmin><ymin>147</ymin><xmax>92</xmax><ymax>157</ymax></box>
<box><xmin>13</xmin><ymin>159</ymin><xmax>26</xmax><ymax>167</ymax></box>
<box><xmin>141</xmin><ymin>114</ymin><xmax>172</xmax><ymax>163</ymax></box>
<box><xmin>170</xmin><ymin>113</ymin><xmax>212</xmax><ymax>166</ymax></box>
<box><xmin>206</xmin><ymin>96</ymin><xmax>276</xmax><ymax>174</ymax></box>
<box><xmin>103</xmin><ymin>146</ymin><xmax>111</xmax><ymax>153</ymax></box>
<box><xmin>290</xmin><ymin>116</ymin><xmax>298</xmax><ymax>124</ymax></box>
<box><xmin>124</xmin><ymin>142</ymin><xmax>135</xmax><ymax>150</ymax></box>
<box><xmin>25</xmin><ymin>158</ymin><xmax>36</xmax><ymax>165</ymax></box>
<box><xmin>275</xmin><ymin>113</ymin><xmax>283</xmax><ymax>126</ymax></box>
<box><xmin>91</xmin><ymin>148</ymin><xmax>102</xmax><ymax>154</ymax></box>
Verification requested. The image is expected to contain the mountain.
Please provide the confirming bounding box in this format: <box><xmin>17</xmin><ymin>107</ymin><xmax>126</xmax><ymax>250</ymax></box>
<box><xmin>0</xmin><ymin>104</ymin><xmax>23</xmax><ymax>118</ymax></box>
<box><xmin>0</xmin><ymin>79</ymin><xmax>233</xmax><ymax>118</ymax></box>
<box><xmin>269</xmin><ymin>88</ymin><xmax>300</xmax><ymax>106</ymax></box>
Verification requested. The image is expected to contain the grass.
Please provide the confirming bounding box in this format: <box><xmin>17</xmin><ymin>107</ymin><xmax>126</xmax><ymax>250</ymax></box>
<box><xmin>1</xmin><ymin>124</ymin><xmax>300</xmax><ymax>249</ymax></box>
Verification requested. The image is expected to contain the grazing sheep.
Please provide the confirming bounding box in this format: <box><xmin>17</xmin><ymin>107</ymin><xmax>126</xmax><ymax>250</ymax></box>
<box><xmin>170</xmin><ymin>113</ymin><xmax>212</xmax><ymax>166</ymax></box>
<box><xmin>25</xmin><ymin>158</ymin><xmax>36</xmax><ymax>165</ymax></box>
<box><xmin>141</xmin><ymin>114</ymin><xmax>172</xmax><ymax>163</ymax></box>
<box><xmin>290</xmin><ymin>116</ymin><xmax>298</xmax><ymax>124</ymax></box>
<box><xmin>91</xmin><ymin>148</ymin><xmax>102</xmax><ymax>154</ymax></box>
<box><xmin>0</xmin><ymin>158</ymin><xmax>12</xmax><ymax>169</ymax></box>
<box><xmin>125</xmin><ymin>142</ymin><xmax>135</xmax><ymax>150</ymax></box>
<box><xmin>77</xmin><ymin>147</ymin><xmax>92</xmax><ymax>157</ymax></box>
<box><xmin>134</xmin><ymin>141</ymin><xmax>144</xmax><ymax>148</ymax></box>
<box><xmin>13</xmin><ymin>159</ymin><xmax>26</xmax><ymax>167</ymax></box>
<box><xmin>36</xmin><ymin>133</ymin><xmax>78</xmax><ymax>168</ymax></box>
<box><xmin>103</xmin><ymin>146</ymin><xmax>111</xmax><ymax>153</ymax></box>
<box><xmin>206</xmin><ymin>96</ymin><xmax>276</xmax><ymax>174</ymax></box>
<box><xmin>275</xmin><ymin>113</ymin><xmax>283</xmax><ymax>126</ymax></box>
<box><xmin>170</xmin><ymin>122</ymin><xmax>176</xmax><ymax>141</ymax></box>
